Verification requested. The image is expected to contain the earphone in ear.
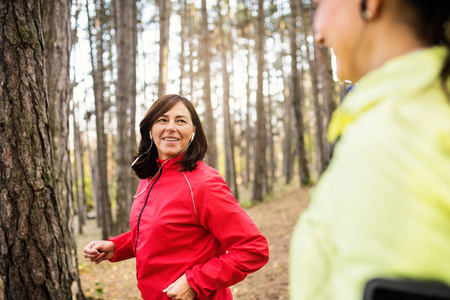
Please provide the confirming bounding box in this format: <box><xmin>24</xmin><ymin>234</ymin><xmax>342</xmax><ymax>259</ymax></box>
<box><xmin>360</xmin><ymin>0</ymin><xmax>373</xmax><ymax>21</ymax></box>
<box><xmin>191</xmin><ymin>133</ymin><xmax>195</xmax><ymax>141</ymax></box>
<box><xmin>149</xmin><ymin>132</ymin><xmax>152</xmax><ymax>139</ymax></box>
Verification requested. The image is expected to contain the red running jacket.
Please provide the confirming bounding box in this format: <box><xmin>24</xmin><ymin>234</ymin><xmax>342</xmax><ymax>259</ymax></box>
<box><xmin>109</xmin><ymin>155</ymin><xmax>269</xmax><ymax>299</ymax></box>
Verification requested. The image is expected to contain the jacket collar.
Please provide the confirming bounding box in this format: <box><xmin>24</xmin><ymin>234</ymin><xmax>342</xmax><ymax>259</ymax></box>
<box><xmin>156</xmin><ymin>152</ymin><xmax>186</xmax><ymax>170</ymax></box>
<box><xmin>328</xmin><ymin>46</ymin><xmax>448</xmax><ymax>143</ymax></box>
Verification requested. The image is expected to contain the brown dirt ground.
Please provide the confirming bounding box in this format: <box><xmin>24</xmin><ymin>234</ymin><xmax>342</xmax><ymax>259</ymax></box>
<box><xmin>0</xmin><ymin>182</ymin><xmax>310</xmax><ymax>300</ymax></box>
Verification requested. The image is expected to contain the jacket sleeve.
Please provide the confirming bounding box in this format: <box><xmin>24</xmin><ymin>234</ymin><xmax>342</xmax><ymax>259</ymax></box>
<box><xmin>108</xmin><ymin>231</ymin><xmax>135</xmax><ymax>262</ymax></box>
<box><xmin>185</xmin><ymin>173</ymin><xmax>269</xmax><ymax>298</ymax></box>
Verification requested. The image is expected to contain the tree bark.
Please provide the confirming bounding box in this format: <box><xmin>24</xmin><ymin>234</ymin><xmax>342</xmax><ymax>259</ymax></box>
<box><xmin>266</xmin><ymin>76</ymin><xmax>276</xmax><ymax>193</ymax></box>
<box><xmin>0</xmin><ymin>1</ymin><xmax>76</xmax><ymax>298</ymax></box>
<box><xmin>158</xmin><ymin>0</ymin><xmax>171</xmax><ymax>98</ymax></box>
<box><xmin>317</xmin><ymin>45</ymin><xmax>336</xmax><ymax>165</ymax></box>
<box><xmin>201</xmin><ymin>0</ymin><xmax>217</xmax><ymax>168</ymax></box>
<box><xmin>43</xmin><ymin>0</ymin><xmax>84</xmax><ymax>297</ymax></box>
<box><xmin>73</xmin><ymin>108</ymin><xmax>87</xmax><ymax>233</ymax></box>
<box><xmin>129</xmin><ymin>0</ymin><xmax>138</xmax><ymax>200</ymax></box>
<box><xmin>289</xmin><ymin>0</ymin><xmax>311</xmax><ymax>187</ymax></box>
<box><xmin>85</xmin><ymin>117</ymin><xmax>99</xmax><ymax>223</ymax></box>
<box><xmin>252</xmin><ymin>0</ymin><xmax>266</xmax><ymax>203</ymax></box>
<box><xmin>217</xmin><ymin>0</ymin><xmax>239</xmax><ymax>199</ymax></box>
<box><xmin>300</xmin><ymin>8</ymin><xmax>326</xmax><ymax>176</ymax></box>
<box><xmin>87</xmin><ymin>0</ymin><xmax>112</xmax><ymax>239</ymax></box>
<box><xmin>282</xmin><ymin>73</ymin><xmax>295</xmax><ymax>184</ymax></box>
<box><xmin>188</xmin><ymin>0</ymin><xmax>196</xmax><ymax>104</ymax></box>
<box><xmin>114</xmin><ymin>0</ymin><xmax>137</xmax><ymax>234</ymax></box>
<box><xmin>245</xmin><ymin>42</ymin><xmax>252</xmax><ymax>188</ymax></box>
<box><xmin>179</xmin><ymin>0</ymin><xmax>188</xmax><ymax>96</ymax></box>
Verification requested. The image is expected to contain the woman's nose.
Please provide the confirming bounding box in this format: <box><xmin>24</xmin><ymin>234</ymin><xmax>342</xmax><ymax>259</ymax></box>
<box><xmin>165</xmin><ymin>120</ymin><xmax>176</xmax><ymax>131</ymax></box>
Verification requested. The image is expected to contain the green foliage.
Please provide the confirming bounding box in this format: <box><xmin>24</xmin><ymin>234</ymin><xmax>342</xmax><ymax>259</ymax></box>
<box><xmin>95</xmin><ymin>281</ymin><xmax>104</xmax><ymax>294</ymax></box>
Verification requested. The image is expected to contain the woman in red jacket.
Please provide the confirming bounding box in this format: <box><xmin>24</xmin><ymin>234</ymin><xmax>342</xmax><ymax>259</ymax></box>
<box><xmin>83</xmin><ymin>94</ymin><xmax>269</xmax><ymax>300</ymax></box>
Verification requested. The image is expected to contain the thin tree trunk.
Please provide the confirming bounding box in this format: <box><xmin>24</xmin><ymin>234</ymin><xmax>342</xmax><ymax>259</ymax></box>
<box><xmin>73</xmin><ymin>110</ymin><xmax>87</xmax><ymax>232</ymax></box>
<box><xmin>0</xmin><ymin>1</ymin><xmax>75</xmax><ymax>298</ymax></box>
<box><xmin>158</xmin><ymin>0</ymin><xmax>171</xmax><ymax>97</ymax></box>
<box><xmin>245</xmin><ymin>42</ymin><xmax>252</xmax><ymax>188</ymax></box>
<box><xmin>317</xmin><ymin>45</ymin><xmax>336</xmax><ymax>165</ymax></box>
<box><xmin>217</xmin><ymin>0</ymin><xmax>239</xmax><ymax>199</ymax></box>
<box><xmin>71</xmin><ymin>5</ymin><xmax>87</xmax><ymax>234</ymax></box>
<box><xmin>201</xmin><ymin>0</ymin><xmax>217</xmax><ymax>168</ymax></box>
<box><xmin>252</xmin><ymin>0</ymin><xmax>266</xmax><ymax>203</ymax></box>
<box><xmin>300</xmin><ymin>7</ymin><xmax>326</xmax><ymax>176</ymax></box>
<box><xmin>72</xmin><ymin>132</ymin><xmax>82</xmax><ymax>234</ymax></box>
<box><xmin>114</xmin><ymin>0</ymin><xmax>137</xmax><ymax>234</ymax></box>
<box><xmin>179</xmin><ymin>0</ymin><xmax>188</xmax><ymax>95</ymax></box>
<box><xmin>289</xmin><ymin>0</ymin><xmax>311</xmax><ymax>186</ymax></box>
<box><xmin>282</xmin><ymin>73</ymin><xmax>294</xmax><ymax>184</ymax></box>
<box><xmin>87</xmin><ymin>0</ymin><xmax>112</xmax><ymax>239</ymax></box>
<box><xmin>130</xmin><ymin>1</ymin><xmax>138</xmax><ymax>196</ymax></box>
<box><xmin>188</xmin><ymin>0</ymin><xmax>196</xmax><ymax>104</ymax></box>
<box><xmin>85</xmin><ymin>117</ymin><xmax>99</xmax><ymax>224</ymax></box>
<box><xmin>97</xmin><ymin>0</ymin><xmax>112</xmax><ymax>239</ymax></box>
<box><xmin>267</xmin><ymin>77</ymin><xmax>276</xmax><ymax>193</ymax></box>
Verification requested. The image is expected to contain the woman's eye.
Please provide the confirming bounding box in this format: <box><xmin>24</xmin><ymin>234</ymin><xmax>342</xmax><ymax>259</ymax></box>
<box><xmin>157</xmin><ymin>118</ymin><xmax>167</xmax><ymax>122</ymax></box>
<box><xmin>177</xmin><ymin>119</ymin><xmax>187</xmax><ymax>124</ymax></box>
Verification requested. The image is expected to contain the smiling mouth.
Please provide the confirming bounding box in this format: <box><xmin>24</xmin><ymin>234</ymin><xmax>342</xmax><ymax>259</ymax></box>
<box><xmin>163</xmin><ymin>138</ymin><xmax>179</xmax><ymax>141</ymax></box>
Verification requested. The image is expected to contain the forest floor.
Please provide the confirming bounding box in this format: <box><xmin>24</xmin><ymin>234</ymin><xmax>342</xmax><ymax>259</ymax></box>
<box><xmin>0</xmin><ymin>179</ymin><xmax>310</xmax><ymax>300</ymax></box>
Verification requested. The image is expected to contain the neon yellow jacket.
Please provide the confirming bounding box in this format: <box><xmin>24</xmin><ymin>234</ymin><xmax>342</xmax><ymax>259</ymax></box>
<box><xmin>290</xmin><ymin>46</ymin><xmax>450</xmax><ymax>300</ymax></box>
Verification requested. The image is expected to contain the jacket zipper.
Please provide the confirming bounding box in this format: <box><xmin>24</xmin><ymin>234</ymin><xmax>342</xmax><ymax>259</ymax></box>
<box><xmin>134</xmin><ymin>169</ymin><xmax>163</xmax><ymax>255</ymax></box>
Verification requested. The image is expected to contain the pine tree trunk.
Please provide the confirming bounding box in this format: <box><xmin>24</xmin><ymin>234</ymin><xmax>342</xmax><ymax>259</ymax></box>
<box><xmin>0</xmin><ymin>1</ymin><xmax>75</xmax><ymax>298</ymax></box>
<box><xmin>73</xmin><ymin>111</ymin><xmax>87</xmax><ymax>232</ymax></box>
<box><xmin>42</xmin><ymin>0</ymin><xmax>84</xmax><ymax>297</ymax></box>
<box><xmin>179</xmin><ymin>0</ymin><xmax>188</xmax><ymax>95</ymax></box>
<box><xmin>114</xmin><ymin>0</ymin><xmax>136</xmax><ymax>234</ymax></box>
<box><xmin>72</xmin><ymin>135</ymin><xmax>82</xmax><ymax>234</ymax></box>
<box><xmin>158</xmin><ymin>0</ymin><xmax>171</xmax><ymax>97</ymax></box>
<box><xmin>85</xmin><ymin>122</ymin><xmax>100</xmax><ymax>223</ymax></box>
<box><xmin>217</xmin><ymin>0</ymin><xmax>239</xmax><ymax>199</ymax></box>
<box><xmin>289</xmin><ymin>0</ymin><xmax>311</xmax><ymax>187</ymax></box>
<box><xmin>282</xmin><ymin>74</ymin><xmax>294</xmax><ymax>184</ymax></box>
<box><xmin>317</xmin><ymin>45</ymin><xmax>336</xmax><ymax>165</ymax></box>
<box><xmin>87</xmin><ymin>0</ymin><xmax>112</xmax><ymax>239</ymax></box>
<box><xmin>252</xmin><ymin>0</ymin><xmax>266</xmax><ymax>203</ymax></box>
<box><xmin>300</xmin><ymin>8</ymin><xmax>326</xmax><ymax>176</ymax></box>
<box><xmin>129</xmin><ymin>0</ymin><xmax>138</xmax><ymax>202</ymax></box>
<box><xmin>201</xmin><ymin>0</ymin><xmax>217</xmax><ymax>168</ymax></box>
<box><xmin>245</xmin><ymin>43</ymin><xmax>252</xmax><ymax>188</ymax></box>
<box><xmin>188</xmin><ymin>0</ymin><xmax>196</xmax><ymax>103</ymax></box>
<box><xmin>267</xmin><ymin>79</ymin><xmax>276</xmax><ymax>193</ymax></box>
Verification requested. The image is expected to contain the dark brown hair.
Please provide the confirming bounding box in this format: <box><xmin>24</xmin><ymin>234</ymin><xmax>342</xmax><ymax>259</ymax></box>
<box><xmin>131</xmin><ymin>94</ymin><xmax>208</xmax><ymax>179</ymax></box>
<box><xmin>397</xmin><ymin>0</ymin><xmax>450</xmax><ymax>97</ymax></box>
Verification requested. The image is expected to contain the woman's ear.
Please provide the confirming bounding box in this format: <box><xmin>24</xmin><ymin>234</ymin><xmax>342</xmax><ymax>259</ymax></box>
<box><xmin>361</xmin><ymin>0</ymin><xmax>383</xmax><ymax>21</ymax></box>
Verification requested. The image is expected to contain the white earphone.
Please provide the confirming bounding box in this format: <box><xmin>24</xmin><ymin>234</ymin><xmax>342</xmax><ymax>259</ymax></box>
<box><xmin>149</xmin><ymin>132</ymin><xmax>152</xmax><ymax>139</ymax></box>
<box><xmin>191</xmin><ymin>133</ymin><xmax>195</xmax><ymax>141</ymax></box>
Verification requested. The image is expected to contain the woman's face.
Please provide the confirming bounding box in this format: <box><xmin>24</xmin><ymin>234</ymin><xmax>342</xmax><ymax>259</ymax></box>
<box><xmin>313</xmin><ymin>0</ymin><xmax>366</xmax><ymax>82</ymax></box>
<box><xmin>150</xmin><ymin>102</ymin><xmax>196</xmax><ymax>161</ymax></box>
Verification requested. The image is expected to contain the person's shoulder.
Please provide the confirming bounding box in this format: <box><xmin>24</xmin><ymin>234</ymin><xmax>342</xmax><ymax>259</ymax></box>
<box><xmin>193</xmin><ymin>161</ymin><xmax>219</xmax><ymax>175</ymax></box>
<box><xmin>189</xmin><ymin>161</ymin><xmax>224</xmax><ymax>184</ymax></box>
<box><xmin>385</xmin><ymin>86</ymin><xmax>450</xmax><ymax>139</ymax></box>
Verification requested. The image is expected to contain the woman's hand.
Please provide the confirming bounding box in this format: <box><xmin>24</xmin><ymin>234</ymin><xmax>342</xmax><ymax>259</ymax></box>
<box><xmin>163</xmin><ymin>274</ymin><xmax>197</xmax><ymax>300</ymax></box>
<box><xmin>83</xmin><ymin>240</ymin><xmax>115</xmax><ymax>264</ymax></box>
